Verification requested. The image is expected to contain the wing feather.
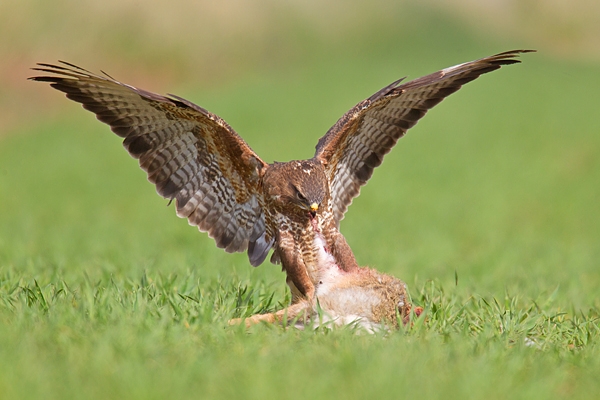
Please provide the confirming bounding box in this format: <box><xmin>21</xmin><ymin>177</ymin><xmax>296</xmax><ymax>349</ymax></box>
<box><xmin>30</xmin><ymin>62</ymin><xmax>274</xmax><ymax>263</ymax></box>
<box><xmin>315</xmin><ymin>50</ymin><xmax>534</xmax><ymax>224</ymax></box>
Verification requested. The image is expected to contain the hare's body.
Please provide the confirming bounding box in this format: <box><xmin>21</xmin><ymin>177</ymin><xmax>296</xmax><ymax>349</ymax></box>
<box><xmin>230</xmin><ymin>217</ymin><xmax>415</xmax><ymax>330</ymax></box>
<box><xmin>231</xmin><ymin>265</ymin><xmax>414</xmax><ymax>330</ymax></box>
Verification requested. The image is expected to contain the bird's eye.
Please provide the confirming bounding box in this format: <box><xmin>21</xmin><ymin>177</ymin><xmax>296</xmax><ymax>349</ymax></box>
<box><xmin>293</xmin><ymin>186</ymin><xmax>307</xmax><ymax>202</ymax></box>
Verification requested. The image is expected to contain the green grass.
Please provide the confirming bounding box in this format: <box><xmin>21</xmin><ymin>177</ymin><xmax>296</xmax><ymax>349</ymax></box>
<box><xmin>2</xmin><ymin>18</ymin><xmax>600</xmax><ymax>400</ymax></box>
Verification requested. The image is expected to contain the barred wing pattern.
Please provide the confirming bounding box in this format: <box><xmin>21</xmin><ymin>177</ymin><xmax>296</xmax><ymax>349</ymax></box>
<box><xmin>315</xmin><ymin>50</ymin><xmax>534</xmax><ymax>225</ymax></box>
<box><xmin>31</xmin><ymin>62</ymin><xmax>272</xmax><ymax>262</ymax></box>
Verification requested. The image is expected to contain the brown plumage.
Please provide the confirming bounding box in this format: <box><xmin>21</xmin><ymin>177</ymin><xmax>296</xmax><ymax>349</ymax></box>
<box><xmin>30</xmin><ymin>50</ymin><xmax>533</xmax><ymax>329</ymax></box>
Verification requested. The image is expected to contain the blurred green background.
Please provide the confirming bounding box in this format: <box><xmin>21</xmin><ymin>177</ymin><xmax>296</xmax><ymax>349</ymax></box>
<box><xmin>1</xmin><ymin>1</ymin><xmax>599</xmax><ymax>399</ymax></box>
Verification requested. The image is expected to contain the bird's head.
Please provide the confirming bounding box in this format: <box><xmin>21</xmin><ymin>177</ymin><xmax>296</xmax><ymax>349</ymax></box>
<box><xmin>266</xmin><ymin>159</ymin><xmax>328</xmax><ymax>218</ymax></box>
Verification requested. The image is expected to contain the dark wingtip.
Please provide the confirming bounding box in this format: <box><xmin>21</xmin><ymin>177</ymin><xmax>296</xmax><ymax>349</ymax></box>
<box><xmin>29</xmin><ymin>61</ymin><xmax>90</xmax><ymax>82</ymax></box>
<box><xmin>491</xmin><ymin>49</ymin><xmax>537</xmax><ymax>64</ymax></box>
<box><xmin>28</xmin><ymin>76</ymin><xmax>51</xmax><ymax>82</ymax></box>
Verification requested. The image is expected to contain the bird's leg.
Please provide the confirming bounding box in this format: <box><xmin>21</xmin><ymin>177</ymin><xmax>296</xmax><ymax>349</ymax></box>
<box><xmin>329</xmin><ymin>230</ymin><xmax>360</xmax><ymax>272</ymax></box>
<box><xmin>279</xmin><ymin>246</ymin><xmax>315</xmax><ymax>303</ymax></box>
<box><xmin>285</xmin><ymin>278</ymin><xmax>306</xmax><ymax>304</ymax></box>
<box><xmin>276</xmin><ymin>230</ymin><xmax>315</xmax><ymax>303</ymax></box>
<box><xmin>228</xmin><ymin>232</ymin><xmax>316</xmax><ymax>327</ymax></box>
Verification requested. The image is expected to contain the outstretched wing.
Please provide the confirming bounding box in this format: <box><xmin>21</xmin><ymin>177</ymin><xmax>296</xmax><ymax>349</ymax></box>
<box><xmin>30</xmin><ymin>62</ymin><xmax>274</xmax><ymax>265</ymax></box>
<box><xmin>314</xmin><ymin>50</ymin><xmax>534</xmax><ymax>225</ymax></box>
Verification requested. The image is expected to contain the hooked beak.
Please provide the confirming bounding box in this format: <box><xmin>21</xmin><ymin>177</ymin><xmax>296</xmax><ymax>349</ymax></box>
<box><xmin>309</xmin><ymin>202</ymin><xmax>319</xmax><ymax>217</ymax></box>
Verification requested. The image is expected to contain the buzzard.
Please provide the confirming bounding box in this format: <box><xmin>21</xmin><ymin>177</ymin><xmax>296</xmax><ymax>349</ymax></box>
<box><xmin>31</xmin><ymin>50</ymin><xmax>532</xmax><ymax>329</ymax></box>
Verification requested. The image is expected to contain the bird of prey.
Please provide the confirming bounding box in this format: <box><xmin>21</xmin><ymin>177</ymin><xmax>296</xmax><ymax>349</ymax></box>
<box><xmin>31</xmin><ymin>50</ymin><xmax>532</xmax><ymax>328</ymax></box>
